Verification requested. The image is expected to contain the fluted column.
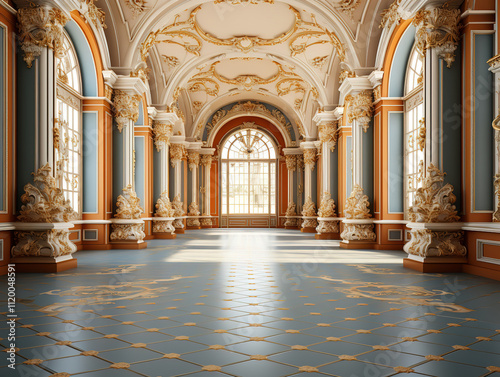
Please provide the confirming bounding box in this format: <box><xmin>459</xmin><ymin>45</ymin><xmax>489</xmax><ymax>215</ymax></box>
<box><xmin>283</xmin><ymin>149</ymin><xmax>301</xmax><ymax>229</ymax></box>
<box><xmin>403</xmin><ymin>4</ymin><xmax>466</xmax><ymax>272</ymax></box>
<box><xmin>11</xmin><ymin>4</ymin><xmax>79</xmax><ymax>272</ymax></box>
<box><xmin>313</xmin><ymin>110</ymin><xmax>342</xmax><ymax>240</ymax></box>
<box><xmin>200</xmin><ymin>150</ymin><xmax>215</xmax><ymax>227</ymax></box>
<box><xmin>300</xmin><ymin>143</ymin><xmax>318</xmax><ymax>232</ymax></box>
<box><xmin>187</xmin><ymin>148</ymin><xmax>201</xmax><ymax>229</ymax></box>
<box><xmin>170</xmin><ymin>141</ymin><xmax>187</xmax><ymax>233</ymax></box>
<box><xmin>109</xmin><ymin>76</ymin><xmax>148</xmax><ymax>248</ymax></box>
<box><xmin>339</xmin><ymin>78</ymin><xmax>376</xmax><ymax>248</ymax></box>
<box><xmin>150</xmin><ymin>109</ymin><xmax>177</xmax><ymax>239</ymax></box>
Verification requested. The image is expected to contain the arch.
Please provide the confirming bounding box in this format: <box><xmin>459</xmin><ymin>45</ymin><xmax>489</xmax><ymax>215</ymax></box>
<box><xmin>211</xmin><ymin>116</ymin><xmax>287</xmax><ymax>153</ymax></box>
<box><xmin>68</xmin><ymin>11</ymin><xmax>106</xmax><ymax>97</ymax></box>
<box><xmin>380</xmin><ymin>19</ymin><xmax>415</xmax><ymax>98</ymax></box>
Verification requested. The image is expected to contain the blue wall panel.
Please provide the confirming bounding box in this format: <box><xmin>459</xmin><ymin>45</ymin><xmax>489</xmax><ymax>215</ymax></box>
<box><xmin>330</xmin><ymin>150</ymin><xmax>338</xmax><ymax>204</ymax></box>
<box><xmin>362</xmin><ymin>125</ymin><xmax>374</xmax><ymax>202</ymax></box>
<box><xmin>134</xmin><ymin>137</ymin><xmax>145</xmax><ymax>206</ymax></box>
<box><xmin>82</xmin><ymin>112</ymin><xmax>98</xmax><ymax>213</ymax></box>
<box><xmin>389</xmin><ymin>26</ymin><xmax>416</xmax><ymax>97</ymax></box>
<box><xmin>153</xmin><ymin>149</ymin><xmax>162</xmax><ymax>202</ymax></box>
<box><xmin>473</xmin><ymin>34</ymin><xmax>494</xmax><ymax>211</ymax></box>
<box><xmin>112</xmin><ymin>128</ymin><xmax>124</xmax><ymax>211</ymax></box>
<box><xmin>388</xmin><ymin>112</ymin><xmax>404</xmax><ymax>213</ymax></box>
<box><xmin>346</xmin><ymin>136</ymin><xmax>352</xmax><ymax>199</ymax></box>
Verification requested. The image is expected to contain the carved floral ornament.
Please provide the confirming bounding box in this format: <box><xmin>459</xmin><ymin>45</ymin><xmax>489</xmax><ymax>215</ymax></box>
<box><xmin>113</xmin><ymin>90</ymin><xmax>142</xmax><ymax>132</ymax></box>
<box><xmin>318</xmin><ymin>122</ymin><xmax>340</xmax><ymax>152</ymax></box>
<box><xmin>199</xmin><ymin>101</ymin><xmax>302</xmax><ymax>141</ymax></box>
<box><xmin>285</xmin><ymin>155</ymin><xmax>297</xmax><ymax>171</ymax></box>
<box><xmin>18</xmin><ymin>164</ymin><xmax>77</xmax><ymax>223</ymax></box>
<box><xmin>303</xmin><ymin>148</ymin><xmax>317</xmax><ymax>169</ymax></box>
<box><xmin>115</xmin><ymin>185</ymin><xmax>144</xmax><ymax>219</ymax></box>
<box><xmin>152</xmin><ymin>122</ymin><xmax>173</xmax><ymax>151</ymax></box>
<box><xmin>200</xmin><ymin>154</ymin><xmax>213</xmax><ymax>167</ymax></box>
<box><xmin>318</xmin><ymin>192</ymin><xmax>336</xmax><ymax>218</ymax></box>
<box><xmin>413</xmin><ymin>4</ymin><xmax>461</xmax><ymax>68</ymax></box>
<box><xmin>17</xmin><ymin>5</ymin><xmax>69</xmax><ymax>68</ymax></box>
<box><xmin>493</xmin><ymin>174</ymin><xmax>500</xmax><ymax>222</ymax></box>
<box><xmin>407</xmin><ymin>164</ymin><xmax>459</xmax><ymax>223</ymax></box>
<box><xmin>188</xmin><ymin>151</ymin><xmax>200</xmax><ymax>170</ymax></box>
<box><xmin>80</xmin><ymin>0</ymin><xmax>106</xmax><ymax>29</ymax></box>
<box><xmin>155</xmin><ymin>191</ymin><xmax>175</xmax><ymax>217</ymax></box>
<box><xmin>346</xmin><ymin>90</ymin><xmax>374</xmax><ymax>133</ymax></box>
<box><xmin>301</xmin><ymin>197</ymin><xmax>317</xmax><ymax>217</ymax></box>
<box><xmin>140</xmin><ymin>5</ymin><xmax>346</xmax><ymax>64</ymax></box>
<box><xmin>170</xmin><ymin>144</ymin><xmax>187</xmax><ymax>166</ymax></box>
<box><xmin>380</xmin><ymin>0</ymin><xmax>403</xmax><ymax>29</ymax></box>
<box><xmin>344</xmin><ymin>184</ymin><xmax>371</xmax><ymax>220</ymax></box>
<box><xmin>187</xmin><ymin>60</ymin><xmax>316</xmax><ymax>111</ymax></box>
<box><xmin>285</xmin><ymin>201</ymin><xmax>297</xmax><ymax>216</ymax></box>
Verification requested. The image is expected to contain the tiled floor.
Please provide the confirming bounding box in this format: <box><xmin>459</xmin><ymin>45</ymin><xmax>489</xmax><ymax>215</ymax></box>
<box><xmin>2</xmin><ymin>229</ymin><xmax>500</xmax><ymax>377</ymax></box>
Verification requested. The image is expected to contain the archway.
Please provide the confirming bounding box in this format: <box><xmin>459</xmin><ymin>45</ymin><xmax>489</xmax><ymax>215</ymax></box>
<box><xmin>219</xmin><ymin>126</ymin><xmax>280</xmax><ymax>228</ymax></box>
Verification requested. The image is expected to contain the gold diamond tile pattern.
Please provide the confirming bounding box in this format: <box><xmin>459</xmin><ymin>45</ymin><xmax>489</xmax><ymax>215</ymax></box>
<box><xmin>3</xmin><ymin>229</ymin><xmax>500</xmax><ymax>376</ymax></box>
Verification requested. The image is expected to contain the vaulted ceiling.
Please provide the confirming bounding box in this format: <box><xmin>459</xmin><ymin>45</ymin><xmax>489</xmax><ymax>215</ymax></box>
<box><xmin>96</xmin><ymin>0</ymin><xmax>397</xmax><ymax>139</ymax></box>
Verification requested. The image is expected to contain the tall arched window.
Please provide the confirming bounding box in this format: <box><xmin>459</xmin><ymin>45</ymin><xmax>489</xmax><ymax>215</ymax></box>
<box><xmin>404</xmin><ymin>44</ymin><xmax>425</xmax><ymax>216</ymax></box>
<box><xmin>55</xmin><ymin>31</ymin><xmax>82</xmax><ymax>216</ymax></box>
<box><xmin>221</xmin><ymin>127</ymin><xmax>277</xmax><ymax>217</ymax></box>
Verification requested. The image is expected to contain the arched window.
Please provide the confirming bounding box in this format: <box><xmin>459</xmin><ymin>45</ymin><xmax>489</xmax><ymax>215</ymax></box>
<box><xmin>404</xmin><ymin>44</ymin><xmax>425</xmax><ymax>216</ymax></box>
<box><xmin>55</xmin><ymin>31</ymin><xmax>82</xmax><ymax>216</ymax></box>
<box><xmin>221</xmin><ymin>128</ymin><xmax>277</xmax><ymax>216</ymax></box>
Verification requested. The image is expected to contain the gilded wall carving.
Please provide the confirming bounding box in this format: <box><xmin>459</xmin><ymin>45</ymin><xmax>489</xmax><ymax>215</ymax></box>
<box><xmin>285</xmin><ymin>155</ymin><xmax>297</xmax><ymax>171</ymax></box>
<box><xmin>113</xmin><ymin>90</ymin><xmax>142</xmax><ymax>132</ymax></box>
<box><xmin>19</xmin><ymin>164</ymin><xmax>77</xmax><ymax>223</ymax></box>
<box><xmin>407</xmin><ymin>164</ymin><xmax>459</xmax><ymax>223</ymax></box>
<box><xmin>346</xmin><ymin>90</ymin><xmax>373</xmax><ymax>132</ymax></box>
<box><xmin>200</xmin><ymin>155</ymin><xmax>213</xmax><ymax>167</ymax></box>
<box><xmin>170</xmin><ymin>144</ymin><xmax>187</xmax><ymax>167</ymax></box>
<box><xmin>380</xmin><ymin>0</ymin><xmax>402</xmax><ymax>29</ymax></box>
<box><xmin>344</xmin><ymin>184</ymin><xmax>371</xmax><ymax>220</ymax></box>
<box><xmin>81</xmin><ymin>0</ymin><xmax>106</xmax><ymax>29</ymax></box>
<box><xmin>317</xmin><ymin>192</ymin><xmax>336</xmax><ymax>218</ymax></box>
<box><xmin>17</xmin><ymin>4</ymin><xmax>69</xmax><ymax>68</ymax></box>
<box><xmin>413</xmin><ymin>4</ymin><xmax>460</xmax><ymax>68</ymax></box>
<box><xmin>153</xmin><ymin>122</ymin><xmax>173</xmax><ymax>151</ymax></box>
<box><xmin>303</xmin><ymin>149</ymin><xmax>317</xmax><ymax>169</ymax></box>
<box><xmin>318</xmin><ymin>122</ymin><xmax>340</xmax><ymax>152</ymax></box>
<box><xmin>115</xmin><ymin>185</ymin><xmax>144</xmax><ymax>219</ymax></box>
<box><xmin>155</xmin><ymin>191</ymin><xmax>175</xmax><ymax>218</ymax></box>
<box><xmin>404</xmin><ymin>229</ymin><xmax>466</xmax><ymax>258</ymax></box>
<box><xmin>188</xmin><ymin>152</ymin><xmax>200</xmax><ymax>171</ymax></box>
<box><xmin>110</xmin><ymin>223</ymin><xmax>146</xmax><ymax>242</ymax></box>
<box><xmin>12</xmin><ymin>229</ymin><xmax>77</xmax><ymax>259</ymax></box>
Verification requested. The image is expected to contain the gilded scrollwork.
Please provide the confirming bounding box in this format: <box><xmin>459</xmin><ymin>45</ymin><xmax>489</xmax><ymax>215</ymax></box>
<box><xmin>110</xmin><ymin>223</ymin><xmax>145</xmax><ymax>242</ymax></box>
<box><xmin>115</xmin><ymin>185</ymin><xmax>144</xmax><ymax>219</ymax></box>
<box><xmin>113</xmin><ymin>90</ymin><xmax>142</xmax><ymax>132</ymax></box>
<box><xmin>380</xmin><ymin>0</ymin><xmax>403</xmax><ymax>29</ymax></box>
<box><xmin>200</xmin><ymin>155</ymin><xmax>213</xmax><ymax>167</ymax></box>
<box><xmin>404</xmin><ymin>229</ymin><xmax>465</xmax><ymax>258</ymax></box>
<box><xmin>346</xmin><ymin>90</ymin><xmax>373</xmax><ymax>133</ymax></box>
<box><xmin>12</xmin><ymin>229</ymin><xmax>77</xmax><ymax>258</ymax></box>
<box><xmin>285</xmin><ymin>155</ymin><xmax>297</xmax><ymax>171</ymax></box>
<box><xmin>200</xmin><ymin>101</ymin><xmax>299</xmax><ymax>140</ymax></box>
<box><xmin>318</xmin><ymin>122</ymin><xmax>340</xmax><ymax>152</ymax></box>
<box><xmin>17</xmin><ymin>4</ymin><xmax>69</xmax><ymax>68</ymax></box>
<box><xmin>19</xmin><ymin>164</ymin><xmax>77</xmax><ymax>223</ymax></box>
<box><xmin>153</xmin><ymin>121</ymin><xmax>173</xmax><ymax>151</ymax></box>
<box><xmin>303</xmin><ymin>149</ymin><xmax>317</xmax><ymax>169</ymax></box>
<box><xmin>126</xmin><ymin>0</ymin><xmax>147</xmax><ymax>15</ymax></box>
<box><xmin>341</xmin><ymin>224</ymin><xmax>376</xmax><ymax>242</ymax></box>
<box><xmin>188</xmin><ymin>151</ymin><xmax>200</xmax><ymax>171</ymax></box>
<box><xmin>301</xmin><ymin>197</ymin><xmax>317</xmax><ymax>218</ymax></box>
<box><xmin>417</xmin><ymin>118</ymin><xmax>426</xmax><ymax>151</ymax></box>
<box><xmin>413</xmin><ymin>4</ymin><xmax>460</xmax><ymax>68</ymax></box>
<box><xmin>318</xmin><ymin>192</ymin><xmax>336</xmax><ymax>218</ymax></box>
<box><xmin>155</xmin><ymin>191</ymin><xmax>175</xmax><ymax>218</ymax></box>
<box><xmin>170</xmin><ymin>144</ymin><xmax>187</xmax><ymax>166</ymax></box>
<box><xmin>187</xmin><ymin>202</ymin><xmax>201</xmax><ymax>227</ymax></box>
<box><xmin>339</xmin><ymin>69</ymin><xmax>356</xmax><ymax>84</ymax></box>
<box><xmin>407</xmin><ymin>164</ymin><xmax>459</xmax><ymax>223</ymax></box>
<box><xmin>172</xmin><ymin>194</ymin><xmax>185</xmax><ymax>230</ymax></box>
<box><xmin>344</xmin><ymin>184</ymin><xmax>371</xmax><ymax>220</ymax></box>
<box><xmin>81</xmin><ymin>0</ymin><xmax>106</xmax><ymax>29</ymax></box>
<box><xmin>285</xmin><ymin>201</ymin><xmax>298</xmax><ymax>227</ymax></box>
<box><xmin>333</xmin><ymin>0</ymin><xmax>361</xmax><ymax>16</ymax></box>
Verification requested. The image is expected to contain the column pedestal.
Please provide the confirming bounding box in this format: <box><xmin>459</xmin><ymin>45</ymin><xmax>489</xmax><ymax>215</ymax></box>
<box><xmin>11</xmin><ymin>222</ymin><xmax>78</xmax><ymax>272</ymax></box>
<box><xmin>200</xmin><ymin>216</ymin><xmax>213</xmax><ymax>228</ymax></box>
<box><xmin>403</xmin><ymin>223</ymin><xmax>466</xmax><ymax>272</ymax></box>
<box><xmin>152</xmin><ymin>217</ymin><xmax>176</xmax><ymax>239</ymax></box>
<box><xmin>340</xmin><ymin>219</ymin><xmax>376</xmax><ymax>249</ymax></box>
<box><xmin>301</xmin><ymin>216</ymin><xmax>318</xmax><ymax>233</ymax></box>
<box><xmin>284</xmin><ymin>216</ymin><xmax>301</xmax><ymax>229</ymax></box>
<box><xmin>315</xmin><ymin>217</ymin><xmax>341</xmax><ymax>240</ymax></box>
<box><xmin>110</xmin><ymin>219</ymin><xmax>147</xmax><ymax>249</ymax></box>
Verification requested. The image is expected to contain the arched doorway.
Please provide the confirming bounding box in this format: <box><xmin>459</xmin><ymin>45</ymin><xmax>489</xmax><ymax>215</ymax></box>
<box><xmin>220</xmin><ymin>127</ymin><xmax>279</xmax><ymax>227</ymax></box>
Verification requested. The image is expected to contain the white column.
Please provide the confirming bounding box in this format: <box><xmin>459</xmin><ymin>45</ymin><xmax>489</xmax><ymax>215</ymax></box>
<box><xmin>300</xmin><ymin>143</ymin><xmax>318</xmax><ymax>231</ymax></box>
<box><xmin>170</xmin><ymin>140</ymin><xmax>187</xmax><ymax>231</ymax></box>
<box><xmin>283</xmin><ymin>149</ymin><xmax>301</xmax><ymax>228</ymax></box>
<box><xmin>200</xmin><ymin>150</ymin><xmax>215</xmax><ymax>227</ymax></box>
<box><xmin>187</xmin><ymin>148</ymin><xmax>201</xmax><ymax>228</ymax></box>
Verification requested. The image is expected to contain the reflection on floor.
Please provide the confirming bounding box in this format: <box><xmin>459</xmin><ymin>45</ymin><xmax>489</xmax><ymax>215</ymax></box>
<box><xmin>2</xmin><ymin>229</ymin><xmax>500</xmax><ymax>377</ymax></box>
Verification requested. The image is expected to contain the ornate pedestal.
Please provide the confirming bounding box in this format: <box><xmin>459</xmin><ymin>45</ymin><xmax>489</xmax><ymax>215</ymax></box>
<box><xmin>301</xmin><ymin>216</ymin><xmax>318</xmax><ymax>233</ymax></box>
<box><xmin>152</xmin><ymin>217</ymin><xmax>176</xmax><ymax>239</ymax></box>
<box><xmin>186</xmin><ymin>216</ymin><xmax>201</xmax><ymax>230</ymax></box>
<box><xmin>200</xmin><ymin>215</ymin><xmax>213</xmax><ymax>228</ymax></box>
<box><xmin>315</xmin><ymin>217</ymin><xmax>341</xmax><ymax>240</ymax></box>
<box><xmin>110</xmin><ymin>219</ymin><xmax>147</xmax><ymax>249</ymax></box>
<box><xmin>284</xmin><ymin>216</ymin><xmax>300</xmax><ymax>229</ymax></box>
<box><xmin>174</xmin><ymin>217</ymin><xmax>186</xmax><ymax>234</ymax></box>
<box><xmin>404</xmin><ymin>223</ymin><xmax>466</xmax><ymax>272</ymax></box>
<box><xmin>340</xmin><ymin>219</ymin><xmax>376</xmax><ymax>249</ymax></box>
<box><xmin>11</xmin><ymin>222</ymin><xmax>77</xmax><ymax>273</ymax></box>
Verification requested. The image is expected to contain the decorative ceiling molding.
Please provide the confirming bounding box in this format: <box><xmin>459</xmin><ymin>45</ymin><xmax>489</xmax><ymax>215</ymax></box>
<box><xmin>126</xmin><ymin>0</ymin><xmax>147</xmax><ymax>15</ymax></box>
<box><xmin>198</xmin><ymin>101</ymin><xmax>303</xmax><ymax>144</ymax></box>
<box><xmin>214</xmin><ymin>0</ymin><xmax>275</xmax><ymax>4</ymax></box>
